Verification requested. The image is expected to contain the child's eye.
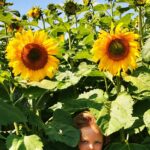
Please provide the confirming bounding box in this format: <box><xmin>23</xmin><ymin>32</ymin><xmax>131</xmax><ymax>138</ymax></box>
<box><xmin>80</xmin><ymin>140</ymin><xmax>88</xmax><ymax>144</ymax></box>
<box><xmin>94</xmin><ymin>141</ymin><xmax>102</xmax><ymax>145</ymax></box>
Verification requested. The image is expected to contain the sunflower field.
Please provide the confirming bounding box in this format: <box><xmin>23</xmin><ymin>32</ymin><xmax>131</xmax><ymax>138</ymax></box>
<box><xmin>0</xmin><ymin>0</ymin><xmax>150</xmax><ymax>149</ymax></box>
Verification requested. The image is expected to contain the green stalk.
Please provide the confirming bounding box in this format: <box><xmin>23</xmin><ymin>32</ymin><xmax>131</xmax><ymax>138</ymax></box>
<box><xmin>67</xmin><ymin>16</ymin><xmax>72</xmax><ymax>51</ymax></box>
<box><xmin>14</xmin><ymin>122</ymin><xmax>19</xmax><ymax>135</ymax></box>
<box><xmin>104</xmin><ymin>76</ymin><xmax>108</xmax><ymax>94</ymax></box>
<box><xmin>41</xmin><ymin>14</ymin><xmax>46</xmax><ymax>30</ymax></box>
<box><xmin>138</xmin><ymin>6</ymin><xmax>143</xmax><ymax>48</ymax></box>
<box><xmin>110</xmin><ymin>0</ymin><xmax>114</xmax><ymax>18</ymax></box>
<box><xmin>116</xmin><ymin>76</ymin><xmax>121</xmax><ymax>94</ymax></box>
<box><xmin>116</xmin><ymin>75</ymin><xmax>126</xmax><ymax>142</ymax></box>
<box><xmin>68</xmin><ymin>30</ymin><xmax>72</xmax><ymax>51</ymax></box>
<box><xmin>120</xmin><ymin>128</ymin><xmax>125</xmax><ymax>142</ymax></box>
<box><xmin>75</xmin><ymin>14</ymin><xmax>78</xmax><ymax>28</ymax></box>
<box><xmin>90</xmin><ymin>2</ymin><xmax>97</xmax><ymax>34</ymax></box>
<box><xmin>4</xmin><ymin>23</ymin><xmax>8</xmax><ymax>44</ymax></box>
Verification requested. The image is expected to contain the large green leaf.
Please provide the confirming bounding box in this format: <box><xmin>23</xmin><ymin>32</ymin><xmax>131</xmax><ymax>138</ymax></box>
<box><xmin>56</xmin><ymin>70</ymin><xmax>81</xmax><ymax>89</ymax></box>
<box><xmin>143</xmin><ymin>109</ymin><xmax>150</xmax><ymax>135</ymax></box>
<box><xmin>52</xmin><ymin>109</ymin><xmax>73</xmax><ymax>125</ymax></box>
<box><xmin>28</xmin><ymin>79</ymin><xmax>58</xmax><ymax>90</ymax></box>
<box><xmin>142</xmin><ymin>37</ymin><xmax>150</xmax><ymax>64</ymax></box>
<box><xmin>108</xmin><ymin>143</ymin><xmax>149</xmax><ymax>150</ymax></box>
<box><xmin>118</xmin><ymin>13</ymin><xmax>133</xmax><ymax>26</ymax></box>
<box><xmin>61</xmin><ymin>89</ymin><xmax>106</xmax><ymax>113</ymax></box>
<box><xmin>74</xmin><ymin>51</ymin><xmax>92</xmax><ymax>60</ymax></box>
<box><xmin>46</xmin><ymin>122</ymin><xmax>80</xmax><ymax>147</ymax></box>
<box><xmin>124</xmin><ymin>67</ymin><xmax>150</xmax><ymax>100</ymax></box>
<box><xmin>80</xmin><ymin>33</ymin><xmax>94</xmax><ymax>45</ymax></box>
<box><xmin>94</xmin><ymin>4</ymin><xmax>110</xmax><ymax>12</ymax></box>
<box><xmin>0</xmin><ymin>102</ymin><xmax>26</xmax><ymax>125</ymax></box>
<box><xmin>6</xmin><ymin>134</ymin><xmax>43</xmax><ymax>150</ymax></box>
<box><xmin>0</xmin><ymin>11</ymin><xmax>13</xmax><ymax>24</ymax></box>
<box><xmin>98</xmin><ymin>92</ymin><xmax>136</xmax><ymax>136</ymax></box>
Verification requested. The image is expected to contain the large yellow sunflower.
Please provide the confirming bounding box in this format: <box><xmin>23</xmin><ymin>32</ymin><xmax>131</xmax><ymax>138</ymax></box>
<box><xmin>6</xmin><ymin>30</ymin><xmax>60</xmax><ymax>81</ymax></box>
<box><xmin>91</xmin><ymin>23</ymin><xmax>140</xmax><ymax>75</ymax></box>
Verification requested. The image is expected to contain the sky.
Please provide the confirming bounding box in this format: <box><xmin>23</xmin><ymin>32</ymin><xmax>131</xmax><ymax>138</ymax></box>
<box><xmin>8</xmin><ymin>0</ymin><xmax>105</xmax><ymax>15</ymax></box>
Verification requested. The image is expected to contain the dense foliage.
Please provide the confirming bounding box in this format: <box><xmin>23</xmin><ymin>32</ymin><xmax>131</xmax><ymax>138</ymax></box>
<box><xmin>0</xmin><ymin>0</ymin><xmax>150</xmax><ymax>149</ymax></box>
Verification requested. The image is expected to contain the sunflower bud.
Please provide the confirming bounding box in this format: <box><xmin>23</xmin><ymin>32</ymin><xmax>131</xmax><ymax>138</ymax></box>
<box><xmin>64</xmin><ymin>1</ymin><xmax>78</xmax><ymax>16</ymax></box>
<box><xmin>0</xmin><ymin>0</ymin><xmax>4</xmax><ymax>6</ymax></box>
<box><xmin>7</xmin><ymin>22</ymin><xmax>23</xmax><ymax>32</ymax></box>
<box><xmin>27</xmin><ymin>7</ymin><xmax>42</xmax><ymax>19</ymax></box>
<box><xmin>47</xmin><ymin>4</ymin><xmax>57</xmax><ymax>12</ymax></box>
<box><xmin>83</xmin><ymin>0</ymin><xmax>91</xmax><ymax>6</ymax></box>
<box><xmin>134</xmin><ymin>0</ymin><xmax>146</xmax><ymax>6</ymax></box>
<box><xmin>84</xmin><ymin>12</ymin><xmax>93</xmax><ymax>20</ymax></box>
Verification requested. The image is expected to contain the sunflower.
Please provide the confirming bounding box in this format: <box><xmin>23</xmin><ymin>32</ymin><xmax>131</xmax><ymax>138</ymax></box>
<box><xmin>134</xmin><ymin>0</ymin><xmax>146</xmax><ymax>6</ymax></box>
<box><xmin>7</xmin><ymin>22</ymin><xmax>23</xmax><ymax>32</ymax></box>
<box><xmin>64</xmin><ymin>0</ymin><xmax>78</xmax><ymax>16</ymax></box>
<box><xmin>91</xmin><ymin>23</ymin><xmax>140</xmax><ymax>76</ymax></box>
<box><xmin>6</xmin><ymin>30</ymin><xmax>60</xmax><ymax>81</ymax></box>
<box><xmin>27</xmin><ymin>7</ymin><xmax>42</xmax><ymax>19</ymax></box>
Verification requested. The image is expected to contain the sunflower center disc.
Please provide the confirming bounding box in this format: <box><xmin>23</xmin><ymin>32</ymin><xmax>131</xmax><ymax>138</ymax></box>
<box><xmin>21</xmin><ymin>43</ymin><xmax>48</xmax><ymax>70</ymax></box>
<box><xmin>109</xmin><ymin>39</ymin><xmax>126</xmax><ymax>60</ymax></box>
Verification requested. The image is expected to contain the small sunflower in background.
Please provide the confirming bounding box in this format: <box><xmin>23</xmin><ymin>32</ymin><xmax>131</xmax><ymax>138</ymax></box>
<box><xmin>47</xmin><ymin>3</ymin><xmax>57</xmax><ymax>12</ymax></box>
<box><xmin>64</xmin><ymin>0</ymin><xmax>78</xmax><ymax>16</ymax></box>
<box><xmin>27</xmin><ymin>6</ymin><xmax>42</xmax><ymax>19</ymax></box>
<box><xmin>6</xmin><ymin>30</ymin><xmax>60</xmax><ymax>81</ymax></box>
<box><xmin>0</xmin><ymin>0</ymin><xmax>4</xmax><ymax>6</ymax></box>
<box><xmin>134</xmin><ymin>0</ymin><xmax>150</xmax><ymax>6</ymax></box>
<box><xmin>83</xmin><ymin>0</ymin><xmax>91</xmax><ymax>6</ymax></box>
<box><xmin>7</xmin><ymin>22</ymin><xmax>23</xmax><ymax>32</ymax></box>
<box><xmin>91</xmin><ymin>23</ymin><xmax>140</xmax><ymax>76</ymax></box>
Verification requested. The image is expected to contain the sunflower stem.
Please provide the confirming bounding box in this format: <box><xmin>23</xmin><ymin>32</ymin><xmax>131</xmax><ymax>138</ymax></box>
<box><xmin>14</xmin><ymin>122</ymin><xmax>19</xmax><ymax>135</ymax></box>
<box><xmin>4</xmin><ymin>23</ymin><xmax>8</xmax><ymax>44</ymax></box>
<box><xmin>68</xmin><ymin>29</ymin><xmax>72</xmax><ymax>51</ymax></box>
<box><xmin>110</xmin><ymin>0</ymin><xmax>114</xmax><ymax>19</ymax></box>
<box><xmin>116</xmin><ymin>76</ymin><xmax>121</xmax><ymax>94</ymax></box>
<box><xmin>36</xmin><ymin>90</ymin><xmax>49</xmax><ymax>109</ymax></box>
<box><xmin>120</xmin><ymin>128</ymin><xmax>125</xmax><ymax>142</ymax></box>
<box><xmin>90</xmin><ymin>2</ymin><xmax>97</xmax><ymax>34</ymax></box>
<box><xmin>75</xmin><ymin>14</ymin><xmax>78</xmax><ymax>28</ymax></box>
<box><xmin>104</xmin><ymin>76</ymin><xmax>108</xmax><ymax>94</ymax></box>
<box><xmin>41</xmin><ymin>14</ymin><xmax>46</xmax><ymax>30</ymax></box>
<box><xmin>138</xmin><ymin>6</ymin><xmax>143</xmax><ymax>48</ymax></box>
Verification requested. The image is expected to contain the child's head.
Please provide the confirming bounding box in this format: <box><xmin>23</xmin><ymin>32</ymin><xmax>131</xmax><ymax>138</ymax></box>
<box><xmin>74</xmin><ymin>111</ymin><xmax>103</xmax><ymax>150</ymax></box>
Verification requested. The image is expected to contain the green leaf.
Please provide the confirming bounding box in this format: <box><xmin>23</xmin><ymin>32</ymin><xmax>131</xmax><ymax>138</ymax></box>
<box><xmin>0</xmin><ymin>11</ymin><xmax>13</xmax><ymax>24</ymax></box>
<box><xmin>46</xmin><ymin>122</ymin><xmax>80</xmax><ymax>147</ymax></box>
<box><xmin>74</xmin><ymin>51</ymin><xmax>92</xmax><ymax>60</ymax></box>
<box><xmin>26</xmin><ymin>111</ymin><xmax>45</xmax><ymax>129</ymax></box>
<box><xmin>108</xmin><ymin>143</ymin><xmax>149</xmax><ymax>150</ymax></box>
<box><xmin>52</xmin><ymin>109</ymin><xmax>73</xmax><ymax>125</ymax></box>
<box><xmin>118</xmin><ymin>13</ymin><xmax>133</xmax><ymax>26</ymax></box>
<box><xmin>80</xmin><ymin>33</ymin><xmax>94</xmax><ymax>45</ymax></box>
<box><xmin>0</xmin><ymin>101</ymin><xmax>26</xmax><ymax>125</ymax></box>
<box><xmin>94</xmin><ymin>4</ymin><xmax>110</xmax><ymax>12</ymax></box>
<box><xmin>0</xmin><ymin>134</ymin><xmax>6</xmax><ymax>140</ymax></box>
<box><xmin>63</xmin><ymin>89</ymin><xmax>106</xmax><ymax>113</ymax></box>
<box><xmin>76</xmin><ymin>62</ymin><xmax>95</xmax><ymax>77</ymax></box>
<box><xmin>143</xmin><ymin>109</ymin><xmax>150</xmax><ymax>135</ymax></box>
<box><xmin>28</xmin><ymin>79</ymin><xmax>58</xmax><ymax>90</ymax></box>
<box><xmin>56</xmin><ymin>71</ymin><xmax>80</xmax><ymax>89</ymax></box>
<box><xmin>6</xmin><ymin>134</ymin><xmax>43</xmax><ymax>150</ymax></box>
<box><xmin>24</xmin><ymin>86</ymin><xmax>47</xmax><ymax>100</ymax></box>
<box><xmin>142</xmin><ymin>37</ymin><xmax>150</xmax><ymax>63</ymax></box>
<box><xmin>98</xmin><ymin>92</ymin><xmax>136</xmax><ymax>136</ymax></box>
<box><xmin>87</xmin><ymin>70</ymin><xmax>105</xmax><ymax>77</ymax></box>
<box><xmin>124</xmin><ymin>67</ymin><xmax>150</xmax><ymax>100</ymax></box>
